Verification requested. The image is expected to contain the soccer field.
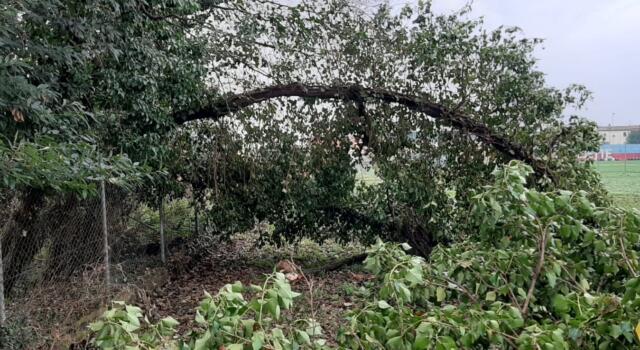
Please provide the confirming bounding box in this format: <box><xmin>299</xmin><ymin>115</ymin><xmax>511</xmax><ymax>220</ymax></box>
<box><xmin>594</xmin><ymin>160</ymin><xmax>640</xmax><ymax>209</ymax></box>
<box><xmin>594</xmin><ymin>160</ymin><xmax>640</xmax><ymax>194</ymax></box>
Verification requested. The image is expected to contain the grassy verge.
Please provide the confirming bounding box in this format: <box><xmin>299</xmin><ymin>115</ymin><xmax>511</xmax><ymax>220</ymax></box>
<box><xmin>594</xmin><ymin>160</ymin><xmax>640</xmax><ymax>210</ymax></box>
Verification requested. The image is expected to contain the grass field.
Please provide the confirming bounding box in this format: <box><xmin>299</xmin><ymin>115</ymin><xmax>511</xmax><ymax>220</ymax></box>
<box><xmin>594</xmin><ymin>160</ymin><xmax>640</xmax><ymax>209</ymax></box>
<box><xmin>594</xmin><ymin>160</ymin><xmax>640</xmax><ymax>194</ymax></box>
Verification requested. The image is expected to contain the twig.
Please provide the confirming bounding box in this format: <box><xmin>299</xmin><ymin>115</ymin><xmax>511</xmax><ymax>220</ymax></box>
<box><xmin>293</xmin><ymin>262</ymin><xmax>317</xmax><ymax>323</ymax></box>
<box><xmin>522</xmin><ymin>229</ymin><xmax>548</xmax><ymax>317</ymax></box>
<box><xmin>442</xmin><ymin>276</ymin><xmax>478</xmax><ymax>303</ymax></box>
<box><xmin>619</xmin><ymin>236</ymin><xmax>637</xmax><ymax>277</ymax></box>
<box><xmin>500</xmin><ymin>273</ymin><xmax>522</xmax><ymax>312</ymax></box>
<box><xmin>616</xmin><ymin>214</ymin><xmax>638</xmax><ymax>277</ymax></box>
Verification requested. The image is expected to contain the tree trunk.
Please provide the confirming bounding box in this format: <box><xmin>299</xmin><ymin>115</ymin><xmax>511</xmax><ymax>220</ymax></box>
<box><xmin>1</xmin><ymin>188</ymin><xmax>46</xmax><ymax>295</ymax></box>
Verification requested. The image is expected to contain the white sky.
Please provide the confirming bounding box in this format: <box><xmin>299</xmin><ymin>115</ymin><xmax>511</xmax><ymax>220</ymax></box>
<box><xmin>388</xmin><ymin>0</ymin><xmax>640</xmax><ymax>126</ymax></box>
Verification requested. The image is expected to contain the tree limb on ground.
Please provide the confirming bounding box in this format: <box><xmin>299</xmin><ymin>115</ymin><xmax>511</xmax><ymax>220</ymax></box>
<box><xmin>173</xmin><ymin>83</ymin><xmax>551</xmax><ymax>178</ymax></box>
<box><xmin>303</xmin><ymin>253</ymin><xmax>369</xmax><ymax>274</ymax></box>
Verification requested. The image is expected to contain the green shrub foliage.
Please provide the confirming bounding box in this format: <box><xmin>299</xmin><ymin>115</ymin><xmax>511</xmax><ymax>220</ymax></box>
<box><xmin>164</xmin><ymin>1</ymin><xmax>606</xmax><ymax>249</ymax></box>
<box><xmin>89</xmin><ymin>161</ymin><xmax>640</xmax><ymax>349</ymax></box>
<box><xmin>3</xmin><ymin>0</ymin><xmax>608</xmax><ymax>248</ymax></box>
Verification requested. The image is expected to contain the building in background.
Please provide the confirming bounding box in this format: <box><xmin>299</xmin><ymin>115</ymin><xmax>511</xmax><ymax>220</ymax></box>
<box><xmin>598</xmin><ymin>125</ymin><xmax>640</xmax><ymax>144</ymax></box>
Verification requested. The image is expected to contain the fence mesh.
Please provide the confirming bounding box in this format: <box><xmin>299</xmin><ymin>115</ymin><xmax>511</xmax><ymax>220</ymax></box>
<box><xmin>0</xmin><ymin>184</ymin><xmax>194</xmax><ymax>348</ymax></box>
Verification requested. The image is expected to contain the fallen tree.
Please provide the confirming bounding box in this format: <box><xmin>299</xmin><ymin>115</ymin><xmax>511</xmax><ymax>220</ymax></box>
<box><xmin>174</xmin><ymin>83</ymin><xmax>551</xmax><ymax>178</ymax></box>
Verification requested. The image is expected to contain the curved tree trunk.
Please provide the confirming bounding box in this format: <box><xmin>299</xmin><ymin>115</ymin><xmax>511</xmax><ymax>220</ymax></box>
<box><xmin>173</xmin><ymin>83</ymin><xmax>551</xmax><ymax>178</ymax></box>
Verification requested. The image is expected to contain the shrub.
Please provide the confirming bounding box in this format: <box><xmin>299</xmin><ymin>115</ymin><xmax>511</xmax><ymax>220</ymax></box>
<box><xmin>342</xmin><ymin>161</ymin><xmax>640</xmax><ymax>349</ymax></box>
<box><xmin>89</xmin><ymin>161</ymin><xmax>640</xmax><ymax>349</ymax></box>
<box><xmin>90</xmin><ymin>272</ymin><xmax>327</xmax><ymax>349</ymax></box>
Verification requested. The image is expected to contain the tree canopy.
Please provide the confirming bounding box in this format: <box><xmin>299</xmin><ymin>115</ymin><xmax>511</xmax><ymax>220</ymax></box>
<box><xmin>627</xmin><ymin>130</ymin><xmax>640</xmax><ymax>144</ymax></box>
<box><xmin>2</xmin><ymin>0</ymin><xmax>605</xmax><ymax>248</ymax></box>
<box><xmin>6</xmin><ymin>1</ymin><xmax>640</xmax><ymax>349</ymax></box>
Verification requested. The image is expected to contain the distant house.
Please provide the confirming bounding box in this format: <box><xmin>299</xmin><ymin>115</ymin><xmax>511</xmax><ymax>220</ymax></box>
<box><xmin>598</xmin><ymin>125</ymin><xmax>640</xmax><ymax>144</ymax></box>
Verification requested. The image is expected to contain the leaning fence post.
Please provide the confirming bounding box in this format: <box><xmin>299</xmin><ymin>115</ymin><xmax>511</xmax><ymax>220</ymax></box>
<box><xmin>101</xmin><ymin>180</ymin><xmax>111</xmax><ymax>287</ymax></box>
<box><xmin>0</xmin><ymin>233</ymin><xmax>6</xmax><ymax>326</ymax></box>
<box><xmin>159</xmin><ymin>196</ymin><xmax>166</xmax><ymax>263</ymax></box>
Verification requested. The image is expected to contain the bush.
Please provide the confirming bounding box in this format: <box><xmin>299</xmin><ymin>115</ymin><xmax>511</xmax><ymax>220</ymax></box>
<box><xmin>343</xmin><ymin>161</ymin><xmax>640</xmax><ymax>349</ymax></box>
<box><xmin>0</xmin><ymin>317</ymin><xmax>37</xmax><ymax>350</ymax></box>
<box><xmin>88</xmin><ymin>161</ymin><xmax>640</xmax><ymax>349</ymax></box>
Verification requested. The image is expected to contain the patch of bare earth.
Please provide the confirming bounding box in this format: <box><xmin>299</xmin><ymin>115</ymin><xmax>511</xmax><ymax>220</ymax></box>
<box><xmin>144</xmin><ymin>235</ymin><xmax>368</xmax><ymax>342</ymax></box>
<box><xmin>8</xmin><ymin>234</ymin><xmax>367</xmax><ymax>349</ymax></box>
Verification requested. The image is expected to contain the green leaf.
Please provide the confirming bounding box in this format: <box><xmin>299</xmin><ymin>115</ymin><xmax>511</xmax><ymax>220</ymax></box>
<box><xmin>386</xmin><ymin>335</ymin><xmax>404</xmax><ymax>350</ymax></box>
<box><xmin>485</xmin><ymin>291</ymin><xmax>496</xmax><ymax>301</ymax></box>
<box><xmin>161</xmin><ymin>316</ymin><xmax>179</xmax><ymax>328</ymax></box>
<box><xmin>296</xmin><ymin>330</ymin><xmax>311</xmax><ymax>345</ymax></box>
<box><xmin>252</xmin><ymin>332</ymin><xmax>265</xmax><ymax>350</ymax></box>
<box><xmin>552</xmin><ymin>294</ymin><xmax>570</xmax><ymax>315</ymax></box>
<box><xmin>89</xmin><ymin>321</ymin><xmax>104</xmax><ymax>332</ymax></box>
<box><xmin>414</xmin><ymin>322</ymin><xmax>432</xmax><ymax>350</ymax></box>
<box><xmin>119</xmin><ymin>320</ymin><xmax>139</xmax><ymax>333</ymax></box>
<box><xmin>378</xmin><ymin>300</ymin><xmax>391</xmax><ymax>309</ymax></box>
<box><xmin>546</xmin><ymin>271</ymin><xmax>557</xmax><ymax>288</ymax></box>
<box><xmin>436</xmin><ymin>336</ymin><xmax>458</xmax><ymax>349</ymax></box>
<box><xmin>193</xmin><ymin>330</ymin><xmax>211</xmax><ymax>350</ymax></box>
<box><xmin>195</xmin><ymin>310</ymin><xmax>206</xmax><ymax>325</ymax></box>
<box><xmin>436</xmin><ymin>287</ymin><xmax>446</xmax><ymax>302</ymax></box>
<box><xmin>609</xmin><ymin>324</ymin><xmax>622</xmax><ymax>338</ymax></box>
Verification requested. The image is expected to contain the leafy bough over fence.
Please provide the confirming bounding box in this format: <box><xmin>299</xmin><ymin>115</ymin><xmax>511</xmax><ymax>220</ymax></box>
<box><xmin>173</xmin><ymin>83</ymin><xmax>552</xmax><ymax>179</ymax></box>
<box><xmin>88</xmin><ymin>161</ymin><xmax>640</xmax><ymax>349</ymax></box>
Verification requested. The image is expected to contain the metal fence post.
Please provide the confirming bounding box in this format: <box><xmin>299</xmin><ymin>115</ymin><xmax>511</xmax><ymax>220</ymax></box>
<box><xmin>0</xmin><ymin>234</ymin><xmax>6</xmax><ymax>326</ymax></box>
<box><xmin>101</xmin><ymin>180</ymin><xmax>111</xmax><ymax>287</ymax></box>
<box><xmin>624</xmin><ymin>143</ymin><xmax>628</xmax><ymax>174</ymax></box>
<box><xmin>159</xmin><ymin>196</ymin><xmax>166</xmax><ymax>263</ymax></box>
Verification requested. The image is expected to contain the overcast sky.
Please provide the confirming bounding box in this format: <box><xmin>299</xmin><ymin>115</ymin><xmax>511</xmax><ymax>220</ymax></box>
<box><xmin>388</xmin><ymin>0</ymin><xmax>640</xmax><ymax>126</ymax></box>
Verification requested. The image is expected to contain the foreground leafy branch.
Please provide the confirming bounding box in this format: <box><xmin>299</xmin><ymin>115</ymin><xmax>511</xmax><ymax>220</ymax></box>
<box><xmin>89</xmin><ymin>161</ymin><xmax>640</xmax><ymax>349</ymax></box>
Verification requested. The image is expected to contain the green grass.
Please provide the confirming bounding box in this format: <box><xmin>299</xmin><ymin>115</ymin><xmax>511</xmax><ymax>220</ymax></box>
<box><xmin>609</xmin><ymin>194</ymin><xmax>640</xmax><ymax>210</ymax></box>
<box><xmin>594</xmin><ymin>160</ymin><xmax>640</xmax><ymax>209</ymax></box>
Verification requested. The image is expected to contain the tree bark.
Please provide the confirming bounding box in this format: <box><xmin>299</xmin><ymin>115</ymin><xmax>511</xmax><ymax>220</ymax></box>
<box><xmin>173</xmin><ymin>83</ymin><xmax>550</xmax><ymax>177</ymax></box>
<box><xmin>1</xmin><ymin>188</ymin><xmax>46</xmax><ymax>295</ymax></box>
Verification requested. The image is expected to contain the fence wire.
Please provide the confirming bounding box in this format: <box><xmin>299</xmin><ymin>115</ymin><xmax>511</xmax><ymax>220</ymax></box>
<box><xmin>0</xmin><ymin>183</ymin><xmax>203</xmax><ymax>348</ymax></box>
<box><xmin>0</xmin><ymin>185</ymin><xmax>142</xmax><ymax>347</ymax></box>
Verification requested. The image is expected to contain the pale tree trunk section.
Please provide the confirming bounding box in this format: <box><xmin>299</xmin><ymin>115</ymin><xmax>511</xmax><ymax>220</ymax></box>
<box><xmin>0</xmin><ymin>235</ymin><xmax>6</xmax><ymax>326</ymax></box>
<box><xmin>159</xmin><ymin>197</ymin><xmax>166</xmax><ymax>264</ymax></box>
<box><xmin>101</xmin><ymin>180</ymin><xmax>110</xmax><ymax>288</ymax></box>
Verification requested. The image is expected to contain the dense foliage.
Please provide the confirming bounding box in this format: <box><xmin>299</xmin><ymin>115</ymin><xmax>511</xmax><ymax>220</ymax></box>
<box><xmin>2</xmin><ymin>0</ymin><xmax>608</xmax><ymax>249</ymax></box>
<box><xmin>627</xmin><ymin>131</ymin><xmax>640</xmax><ymax>144</ymax></box>
<box><xmin>1</xmin><ymin>0</ymin><xmax>206</xmax><ymax>193</ymax></box>
<box><xmin>89</xmin><ymin>162</ymin><xmax>640</xmax><ymax>349</ymax></box>
<box><xmin>343</xmin><ymin>162</ymin><xmax>640</xmax><ymax>349</ymax></box>
<box><xmin>105</xmin><ymin>0</ymin><xmax>602</xmax><ymax>254</ymax></box>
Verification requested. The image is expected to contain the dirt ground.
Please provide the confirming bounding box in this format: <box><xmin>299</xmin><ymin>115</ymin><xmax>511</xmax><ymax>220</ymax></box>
<box><xmin>6</xmin><ymin>234</ymin><xmax>368</xmax><ymax>349</ymax></box>
<box><xmin>148</xmin><ymin>235</ymin><xmax>368</xmax><ymax>342</ymax></box>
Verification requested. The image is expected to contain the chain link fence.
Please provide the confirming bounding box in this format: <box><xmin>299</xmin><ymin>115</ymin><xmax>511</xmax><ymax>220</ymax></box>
<box><xmin>0</xmin><ymin>183</ymin><xmax>197</xmax><ymax>348</ymax></box>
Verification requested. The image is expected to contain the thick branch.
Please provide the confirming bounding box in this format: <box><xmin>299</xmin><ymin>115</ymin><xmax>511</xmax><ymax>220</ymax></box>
<box><xmin>173</xmin><ymin>83</ymin><xmax>550</xmax><ymax>177</ymax></box>
<box><xmin>522</xmin><ymin>229</ymin><xmax>548</xmax><ymax>317</ymax></box>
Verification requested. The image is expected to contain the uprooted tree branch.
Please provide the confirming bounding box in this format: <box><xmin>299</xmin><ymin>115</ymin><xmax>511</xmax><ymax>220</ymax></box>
<box><xmin>173</xmin><ymin>83</ymin><xmax>551</xmax><ymax>179</ymax></box>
